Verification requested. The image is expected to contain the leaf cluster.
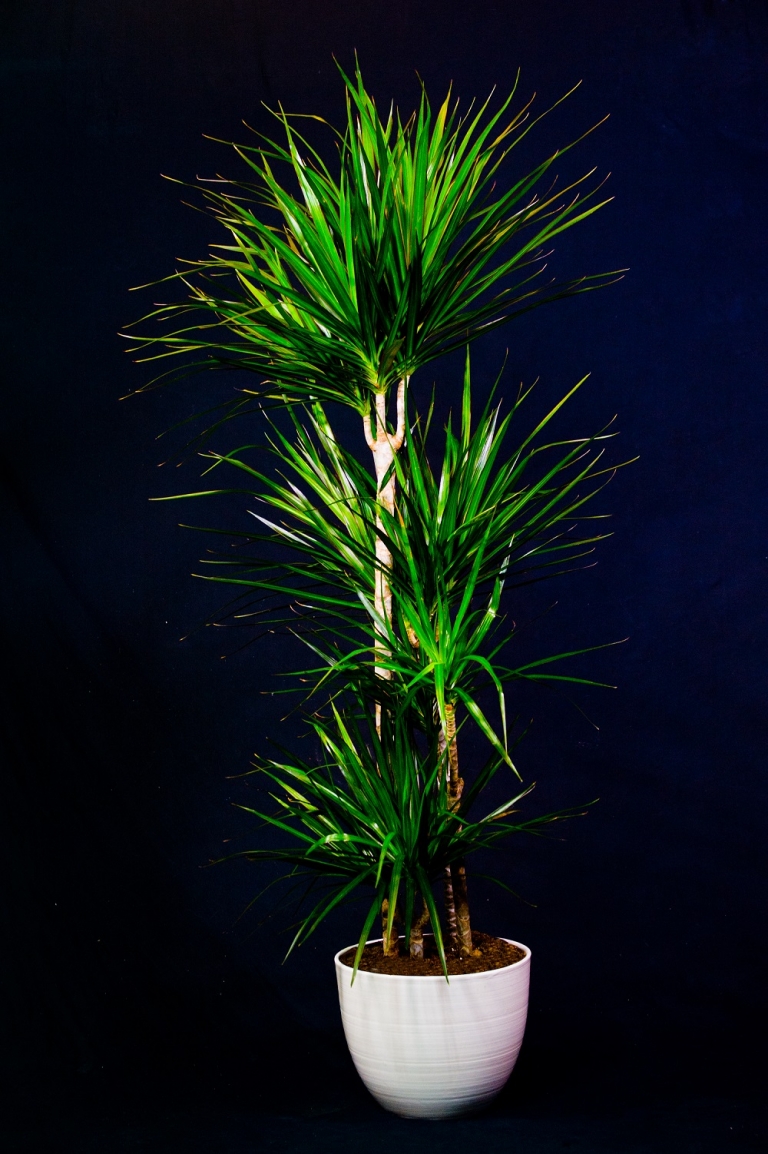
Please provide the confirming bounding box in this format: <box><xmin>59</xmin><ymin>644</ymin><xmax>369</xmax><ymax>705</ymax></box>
<box><xmin>228</xmin><ymin>690</ymin><xmax>584</xmax><ymax>976</ymax></box>
<box><xmin>126</xmin><ymin>60</ymin><xmax>619</xmax><ymax>416</ymax></box>
<box><xmin>168</xmin><ymin>357</ymin><xmax>625</xmax><ymax>762</ymax></box>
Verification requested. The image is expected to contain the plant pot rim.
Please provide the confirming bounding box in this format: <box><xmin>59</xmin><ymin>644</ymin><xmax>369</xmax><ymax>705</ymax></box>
<box><xmin>334</xmin><ymin>936</ymin><xmax>531</xmax><ymax>981</ymax></box>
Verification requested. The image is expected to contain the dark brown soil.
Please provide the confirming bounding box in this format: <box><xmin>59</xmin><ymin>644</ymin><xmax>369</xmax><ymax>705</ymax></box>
<box><xmin>339</xmin><ymin>931</ymin><xmax>525</xmax><ymax>976</ymax></box>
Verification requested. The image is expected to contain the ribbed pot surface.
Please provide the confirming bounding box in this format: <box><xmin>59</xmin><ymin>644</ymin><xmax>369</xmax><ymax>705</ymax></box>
<box><xmin>335</xmin><ymin>938</ymin><xmax>530</xmax><ymax>1119</ymax></box>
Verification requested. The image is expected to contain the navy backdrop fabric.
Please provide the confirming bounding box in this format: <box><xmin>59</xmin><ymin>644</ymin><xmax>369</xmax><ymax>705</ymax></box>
<box><xmin>1</xmin><ymin>0</ymin><xmax>767</xmax><ymax>1128</ymax></box>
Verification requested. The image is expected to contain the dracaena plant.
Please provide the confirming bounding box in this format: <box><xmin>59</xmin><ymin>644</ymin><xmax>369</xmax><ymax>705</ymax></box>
<box><xmin>128</xmin><ymin>62</ymin><xmax>624</xmax><ymax>972</ymax></box>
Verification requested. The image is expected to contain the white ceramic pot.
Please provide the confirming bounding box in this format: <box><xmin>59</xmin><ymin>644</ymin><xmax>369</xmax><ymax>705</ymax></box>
<box><xmin>334</xmin><ymin>937</ymin><xmax>530</xmax><ymax>1119</ymax></box>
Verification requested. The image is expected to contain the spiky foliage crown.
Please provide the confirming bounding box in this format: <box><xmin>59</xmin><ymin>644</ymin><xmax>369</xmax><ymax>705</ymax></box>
<box><xmin>127</xmin><ymin>61</ymin><xmax>617</xmax><ymax>413</ymax></box>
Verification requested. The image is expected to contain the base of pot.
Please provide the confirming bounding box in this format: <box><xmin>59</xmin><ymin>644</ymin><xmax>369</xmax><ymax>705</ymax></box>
<box><xmin>335</xmin><ymin>937</ymin><xmax>531</xmax><ymax>1119</ymax></box>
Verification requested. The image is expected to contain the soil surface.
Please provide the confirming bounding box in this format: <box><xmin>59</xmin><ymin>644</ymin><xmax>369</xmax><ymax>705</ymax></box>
<box><xmin>339</xmin><ymin>931</ymin><xmax>525</xmax><ymax>976</ymax></box>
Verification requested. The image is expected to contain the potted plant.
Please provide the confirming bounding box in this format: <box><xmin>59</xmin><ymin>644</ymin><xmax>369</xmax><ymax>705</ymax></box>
<box><xmin>127</xmin><ymin>62</ymin><xmax>625</xmax><ymax>1118</ymax></box>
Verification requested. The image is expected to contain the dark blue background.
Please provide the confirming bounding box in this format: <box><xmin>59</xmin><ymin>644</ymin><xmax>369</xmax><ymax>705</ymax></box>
<box><xmin>2</xmin><ymin>2</ymin><xmax>767</xmax><ymax>1149</ymax></box>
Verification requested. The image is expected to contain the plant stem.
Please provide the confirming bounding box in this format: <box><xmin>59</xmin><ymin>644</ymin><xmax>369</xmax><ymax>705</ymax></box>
<box><xmin>381</xmin><ymin>897</ymin><xmax>400</xmax><ymax>958</ymax></box>
<box><xmin>443</xmin><ymin>701</ymin><xmax>463</xmax><ymax>813</ymax></box>
<box><xmin>409</xmin><ymin>899</ymin><xmax>431</xmax><ymax>959</ymax></box>
<box><xmin>440</xmin><ymin>701</ymin><xmax>477</xmax><ymax>956</ymax></box>
<box><xmin>438</xmin><ymin>714</ymin><xmax>459</xmax><ymax>949</ymax></box>
<box><xmin>452</xmin><ymin>860</ymin><xmax>478</xmax><ymax>957</ymax></box>
<box><xmin>443</xmin><ymin>865</ymin><xmax>457</xmax><ymax>950</ymax></box>
<box><xmin>363</xmin><ymin>380</ymin><xmax>406</xmax><ymax>732</ymax></box>
<box><xmin>365</xmin><ymin>383</ymin><xmax>406</xmax><ymax>948</ymax></box>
